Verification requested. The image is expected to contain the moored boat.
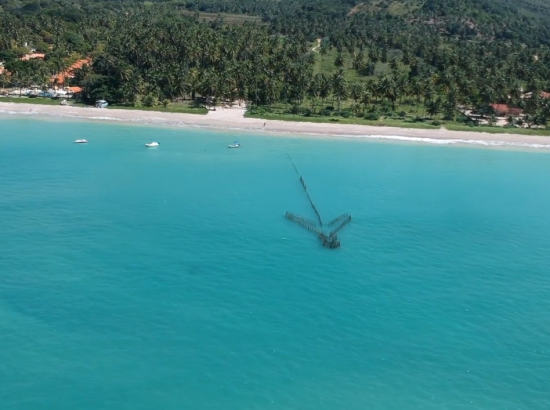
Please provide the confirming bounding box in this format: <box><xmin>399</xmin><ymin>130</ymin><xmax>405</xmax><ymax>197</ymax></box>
<box><xmin>228</xmin><ymin>141</ymin><xmax>240</xmax><ymax>148</ymax></box>
<box><xmin>145</xmin><ymin>141</ymin><xmax>160</xmax><ymax>147</ymax></box>
<box><xmin>74</xmin><ymin>139</ymin><xmax>88</xmax><ymax>144</ymax></box>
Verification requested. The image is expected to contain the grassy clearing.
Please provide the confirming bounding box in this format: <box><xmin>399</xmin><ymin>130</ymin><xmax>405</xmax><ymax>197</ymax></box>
<box><xmin>247</xmin><ymin>102</ymin><xmax>550</xmax><ymax>136</ymax></box>
<box><xmin>247</xmin><ymin>111</ymin><xmax>550</xmax><ymax>135</ymax></box>
<box><xmin>246</xmin><ymin>111</ymin><xmax>439</xmax><ymax>129</ymax></box>
<box><xmin>0</xmin><ymin>96</ymin><xmax>86</xmax><ymax>106</ymax></box>
<box><xmin>349</xmin><ymin>0</ymin><xmax>421</xmax><ymax>16</ymax></box>
<box><xmin>314</xmin><ymin>49</ymin><xmax>363</xmax><ymax>81</ymax></box>
<box><xmin>107</xmin><ymin>103</ymin><xmax>208</xmax><ymax>115</ymax></box>
<box><xmin>181</xmin><ymin>10</ymin><xmax>263</xmax><ymax>24</ymax></box>
<box><xmin>313</xmin><ymin>45</ymin><xmax>405</xmax><ymax>81</ymax></box>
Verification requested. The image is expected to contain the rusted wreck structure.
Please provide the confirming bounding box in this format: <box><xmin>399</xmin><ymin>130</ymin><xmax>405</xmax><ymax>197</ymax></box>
<box><xmin>285</xmin><ymin>155</ymin><xmax>351</xmax><ymax>249</ymax></box>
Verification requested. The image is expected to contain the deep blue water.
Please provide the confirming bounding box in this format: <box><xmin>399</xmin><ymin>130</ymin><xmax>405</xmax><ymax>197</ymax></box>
<box><xmin>1</xmin><ymin>116</ymin><xmax>549</xmax><ymax>410</ymax></box>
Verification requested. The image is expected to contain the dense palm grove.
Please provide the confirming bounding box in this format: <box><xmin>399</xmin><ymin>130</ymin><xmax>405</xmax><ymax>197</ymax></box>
<box><xmin>1</xmin><ymin>0</ymin><xmax>550</xmax><ymax>127</ymax></box>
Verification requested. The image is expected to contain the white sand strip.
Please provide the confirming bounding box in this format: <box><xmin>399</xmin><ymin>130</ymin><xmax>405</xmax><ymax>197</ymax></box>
<box><xmin>1</xmin><ymin>102</ymin><xmax>550</xmax><ymax>149</ymax></box>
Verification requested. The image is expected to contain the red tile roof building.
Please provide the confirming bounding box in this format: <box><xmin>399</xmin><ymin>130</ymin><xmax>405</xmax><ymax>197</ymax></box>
<box><xmin>490</xmin><ymin>104</ymin><xmax>523</xmax><ymax>116</ymax></box>
<box><xmin>51</xmin><ymin>58</ymin><xmax>91</xmax><ymax>85</ymax></box>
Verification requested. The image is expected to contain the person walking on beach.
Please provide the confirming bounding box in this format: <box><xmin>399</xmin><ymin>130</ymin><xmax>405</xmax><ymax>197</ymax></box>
<box><xmin>263</xmin><ymin>122</ymin><xmax>266</xmax><ymax>127</ymax></box>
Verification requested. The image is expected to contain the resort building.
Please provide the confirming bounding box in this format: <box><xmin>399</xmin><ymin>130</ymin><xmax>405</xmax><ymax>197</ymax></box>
<box><xmin>489</xmin><ymin>104</ymin><xmax>523</xmax><ymax>116</ymax></box>
<box><xmin>51</xmin><ymin>58</ymin><xmax>91</xmax><ymax>85</ymax></box>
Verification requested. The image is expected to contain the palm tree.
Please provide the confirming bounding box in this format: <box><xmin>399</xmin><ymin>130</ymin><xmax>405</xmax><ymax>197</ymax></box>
<box><xmin>352</xmin><ymin>51</ymin><xmax>365</xmax><ymax>72</ymax></box>
<box><xmin>334</xmin><ymin>53</ymin><xmax>345</xmax><ymax>70</ymax></box>
<box><xmin>426</xmin><ymin>98</ymin><xmax>441</xmax><ymax>118</ymax></box>
<box><xmin>389</xmin><ymin>57</ymin><xmax>399</xmax><ymax>73</ymax></box>
<box><xmin>332</xmin><ymin>69</ymin><xmax>348</xmax><ymax>114</ymax></box>
<box><xmin>187</xmin><ymin>68</ymin><xmax>201</xmax><ymax>101</ymax></box>
<box><xmin>308</xmin><ymin>73</ymin><xmax>322</xmax><ymax>112</ymax></box>
<box><xmin>377</xmin><ymin>76</ymin><xmax>397</xmax><ymax>110</ymax></box>
<box><xmin>318</xmin><ymin>73</ymin><xmax>331</xmax><ymax>109</ymax></box>
<box><xmin>319</xmin><ymin>41</ymin><xmax>330</xmax><ymax>61</ymax></box>
<box><xmin>350</xmin><ymin>82</ymin><xmax>365</xmax><ymax>105</ymax></box>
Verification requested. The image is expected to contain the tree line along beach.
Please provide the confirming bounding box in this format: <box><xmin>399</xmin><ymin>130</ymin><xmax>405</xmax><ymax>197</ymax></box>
<box><xmin>1</xmin><ymin>0</ymin><xmax>550</xmax><ymax>138</ymax></box>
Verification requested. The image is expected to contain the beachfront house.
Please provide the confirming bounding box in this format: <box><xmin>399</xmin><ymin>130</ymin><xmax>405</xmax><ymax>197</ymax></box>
<box><xmin>66</xmin><ymin>86</ymin><xmax>82</xmax><ymax>98</ymax></box>
<box><xmin>489</xmin><ymin>104</ymin><xmax>523</xmax><ymax>117</ymax></box>
<box><xmin>51</xmin><ymin>58</ymin><xmax>91</xmax><ymax>86</ymax></box>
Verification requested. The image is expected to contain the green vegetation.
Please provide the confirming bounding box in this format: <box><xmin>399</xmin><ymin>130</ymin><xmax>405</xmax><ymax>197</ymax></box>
<box><xmin>0</xmin><ymin>96</ymin><xmax>80</xmax><ymax>105</ymax></box>
<box><xmin>1</xmin><ymin>0</ymin><xmax>550</xmax><ymax>131</ymax></box>
<box><xmin>245</xmin><ymin>110</ymin><xmax>440</xmax><ymax>130</ymax></box>
<box><xmin>107</xmin><ymin>102</ymin><xmax>208</xmax><ymax>115</ymax></box>
<box><xmin>181</xmin><ymin>11</ymin><xmax>263</xmax><ymax>24</ymax></box>
<box><xmin>246</xmin><ymin>109</ymin><xmax>550</xmax><ymax>135</ymax></box>
<box><xmin>444</xmin><ymin>123</ymin><xmax>550</xmax><ymax>136</ymax></box>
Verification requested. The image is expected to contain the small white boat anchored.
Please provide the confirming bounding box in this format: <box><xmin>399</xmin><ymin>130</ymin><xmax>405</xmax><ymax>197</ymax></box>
<box><xmin>74</xmin><ymin>139</ymin><xmax>88</xmax><ymax>144</ymax></box>
<box><xmin>228</xmin><ymin>141</ymin><xmax>240</xmax><ymax>148</ymax></box>
<box><xmin>145</xmin><ymin>141</ymin><xmax>160</xmax><ymax>147</ymax></box>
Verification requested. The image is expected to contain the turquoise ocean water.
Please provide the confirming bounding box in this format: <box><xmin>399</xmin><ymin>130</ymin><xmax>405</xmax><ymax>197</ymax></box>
<box><xmin>1</xmin><ymin>116</ymin><xmax>549</xmax><ymax>410</ymax></box>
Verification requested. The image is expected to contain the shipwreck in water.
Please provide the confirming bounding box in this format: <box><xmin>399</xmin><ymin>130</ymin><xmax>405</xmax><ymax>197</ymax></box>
<box><xmin>285</xmin><ymin>155</ymin><xmax>351</xmax><ymax>249</ymax></box>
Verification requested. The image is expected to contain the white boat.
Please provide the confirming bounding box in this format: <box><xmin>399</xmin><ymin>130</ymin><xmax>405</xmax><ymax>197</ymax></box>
<box><xmin>27</xmin><ymin>88</ymin><xmax>41</xmax><ymax>97</ymax></box>
<box><xmin>145</xmin><ymin>141</ymin><xmax>160</xmax><ymax>147</ymax></box>
<box><xmin>9</xmin><ymin>89</ymin><xmax>29</xmax><ymax>96</ymax></box>
<box><xmin>228</xmin><ymin>141</ymin><xmax>240</xmax><ymax>148</ymax></box>
<box><xmin>74</xmin><ymin>139</ymin><xmax>88</xmax><ymax>144</ymax></box>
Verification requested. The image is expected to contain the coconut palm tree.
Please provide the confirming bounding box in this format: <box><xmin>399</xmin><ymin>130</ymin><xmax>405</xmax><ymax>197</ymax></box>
<box><xmin>332</xmin><ymin>69</ymin><xmax>348</xmax><ymax>114</ymax></box>
<box><xmin>350</xmin><ymin>82</ymin><xmax>365</xmax><ymax>105</ymax></box>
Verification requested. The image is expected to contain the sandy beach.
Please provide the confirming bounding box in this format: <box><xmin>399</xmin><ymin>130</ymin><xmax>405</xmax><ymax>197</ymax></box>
<box><xmin>2</xmin><ymin>102</ymin><xmax>550</xmax><ymax>149</ymax></box>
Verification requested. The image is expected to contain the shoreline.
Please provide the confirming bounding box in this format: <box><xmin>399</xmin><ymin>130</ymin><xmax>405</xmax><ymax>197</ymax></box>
<box><xmin>2</xmin><ymin>102</ymin><xmax>550</xmax><ymax>150</ymax></box>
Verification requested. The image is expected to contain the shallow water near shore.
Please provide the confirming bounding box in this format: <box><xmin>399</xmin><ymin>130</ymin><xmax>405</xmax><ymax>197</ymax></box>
<box><xmin>2</xmin><ymin>105</ymin><xmax>550</xmax><ymax>150</ymax></box>
<box><xmin>1</xmin><ymin>117</ymin><xmax>550</xmax><ymax>410</ymax></box>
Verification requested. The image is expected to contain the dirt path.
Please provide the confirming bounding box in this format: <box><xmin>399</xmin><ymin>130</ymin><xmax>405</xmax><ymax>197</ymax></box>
<box><xmin>312</xmin><ymin>38</ymin><xmax>321</xmax><ymax>53</ymax></box>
